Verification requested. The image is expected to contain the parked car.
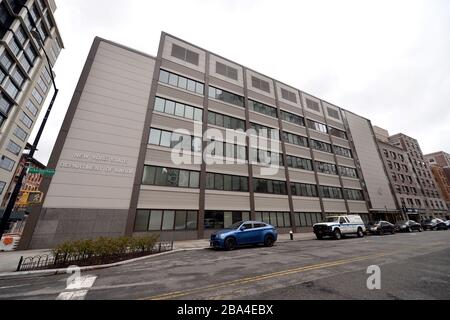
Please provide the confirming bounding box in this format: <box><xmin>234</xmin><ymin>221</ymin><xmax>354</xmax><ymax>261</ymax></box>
<box><xmin>313</xmin><ymin>215</ymin><xmax>366</xmax><ymax>240</ymax></box>
<box><xmin>395</xmin><ymin>220</ymin><xmax>423</xmax><ymax>233</ymax></box>
<box><xmin>210</xmin><ymin>221</ymin><xmax>278</xmax><ymax>250</ymax></box>
<box><xmin>367</xmin><ymin>221</ymin><xmax>396</xmax><ymax>235</ymax></box>
<box><xmin>421</xmin><ymin>219</ymin><xmax>448</xmax><ymax>231</ymax></box>
<box><xmin>444</xmin><ymin>220</ymin><xmax>450</xmax><ymax>229</ymax></box>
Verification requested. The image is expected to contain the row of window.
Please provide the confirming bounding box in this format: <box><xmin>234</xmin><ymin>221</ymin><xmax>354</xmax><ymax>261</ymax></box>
<box><xmin>251</xmin><ymin>123</ymin><xmax>280</xmax><ymax>140</ymax></box>
<box><xmin>319</xmin><ymin>186</ymin><xmax>343</xmax><ymax>199</ymax></box>
<box><xmin>280</xmin><ymin>110</ymin><xmax>305</xmax><ymax>126</ymax></box>
<box><xmin>208</xmin><ymin>140</ymin><xmax>247</xmax><ymax>161</ymax></box>
<box><xmin>209</xmin><ymin>86</ymin><xmax>245</xmax><ymax>108</ymax></box>
<box><xmin>208</xmin><ymin>110</ymin><xmax>245</xmax><ymax>130</ymax></box>
<box><xmin>135</xmin><ymin>209</ymin><xmax>198</xmax><ymax>232</ymax></box>
<box><xmin>290</xmin><ymin>183</ymin><xmax>318</xmax><ymax>198</ymax></box>
<box><xmin>206</xmin><ymin>172</ymin><xmax>249</xmax><ymax>192</ymax></box>
<box><xmin>255</xmin><ymin>212</ymin><xmax>291</xmax><ymax>228</ymax></box>
<box><xmin>142</xmin><ymin>166</ymin><xmax>200</xmax><ymax>189</ymax></box>
<box><xmin>149</xmin><ymin>128</ymin><xmax>202</xmax><ymax>152</ymax></box>
<box><xmin>154</xmin><ymin>97</ymin><xmax>203</xmax><ymax>122</ymax></box>
<box><xmin>253</xmin><ymin>178</ymin><xmax>287</xmax><ymax>195</ymax></box>
<box><xmin>286</xmin><ymin>155</ymin><xmax>313</xmax><ymax>171</ymax></box>
<box><xmin>159</xmin><ymin>69</ymin><xmax>204</xmax><ymax>95</ymax></box>
<box><xmin>282</xmin><ymin>131</ymin><xmax>308</xmax><ymax>148</ymax></box>
<box><xmin>249</xmin><ymin>100</ymin><xmax>277</xmax><ymax>118</ymax></box>
<box><xmin>316</xmin><ymin>161</ymin><xmax>337</xmax><ymax>175</ymax></box>
<box><xmin>250</xmin><ymin>149</ymin><xmax>283</xmax><ymax>166</ymax></box>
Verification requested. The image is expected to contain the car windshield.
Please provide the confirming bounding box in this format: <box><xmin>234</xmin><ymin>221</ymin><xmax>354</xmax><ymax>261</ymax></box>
<box><xmin>396</xmin><ymin>220</ymin><xmax>408</xmax><ymax>225</ymax></box>
<box><xmin>229</xmin><ymin>222</ymin><xmax>244</xmax><ymax>230</ymax></box>
<box><xmin>326</xmin><ymin>217</ymin><xmax>340</xmax><ymax>223</ymax></box>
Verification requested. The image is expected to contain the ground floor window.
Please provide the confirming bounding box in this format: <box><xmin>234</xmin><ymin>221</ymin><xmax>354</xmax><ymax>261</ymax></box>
<box><xmin>255</xmin><ymin>212</ymin><xmax>291</xmax><ymax>228</ymax></box>
<box><xmin>204</xmin><ymin>211</ymin><xmax>250</xmax><ymax>229</ymax></box>
<box><xmin>134</xmin><ymin>210</ymin><xmax>198</xmax><ymax>231</ymax></box>
<box><xmin>294</xmin><ymin>212</ymin><xmax>323</xmax><ymax>227</ymax></box>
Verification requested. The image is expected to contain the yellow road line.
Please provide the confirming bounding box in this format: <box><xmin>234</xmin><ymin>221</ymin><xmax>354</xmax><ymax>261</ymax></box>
<box><xmin>143</xmin><ymin>251</ymin><xmax>392</xmax><ymax>300</ymax></box>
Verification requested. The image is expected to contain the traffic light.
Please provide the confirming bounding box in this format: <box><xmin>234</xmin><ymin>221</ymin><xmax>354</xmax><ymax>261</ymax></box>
<box><xmin>16</xmin><ymin>191</ymin><xmax>43</xmax><ymax>206</ymax></box>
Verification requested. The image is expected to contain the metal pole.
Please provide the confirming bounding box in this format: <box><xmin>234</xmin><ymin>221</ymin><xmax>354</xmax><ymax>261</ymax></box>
<box><xmin>0</xmin><ymin>33</ymin><xmax>58</xmax><ymax>240</ymax></box>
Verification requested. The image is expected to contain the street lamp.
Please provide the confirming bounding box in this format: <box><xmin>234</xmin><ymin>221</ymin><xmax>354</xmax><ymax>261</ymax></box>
<box><xmin>0</xmin><ymin>29</ymin><xmax>59</xmax><ymax>240</ymax></box>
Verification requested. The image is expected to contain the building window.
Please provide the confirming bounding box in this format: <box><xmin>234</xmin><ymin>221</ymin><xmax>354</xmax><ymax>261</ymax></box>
<box><xmin>0</xmin><ymin>181</ymin><xmax>6</xmax><ymax>194</ymax></box>
<box><xmin>251</xmin><ymin>123</ymin><xmax>279</xmax><ymax>140</ymax></box>
<box><xmin>253</xmin><ymin>178</ymin><xmax>287</xmax><ymax>195</ymax></box>
<box><xmin>316</xmin><ymin>161</ymin><xmax>338</xmax><ymax>175</ymax></box>
<box><xmin>11</xmin><ymin>68</ymin><xmax>25</xmax><ymax>88</ymax></box>
<box><xmin>251</xmin><ymin>76</ymin><xmax>270</xmax><ymax>93</ymax></box>
<box><xmin>37</xmin><ymin>76</ymin><xmax>48</xmax><ymax>93</ymax></box>
<box><xmin>32</xmin><ymin>88</ymin><xmax>43</xmax><ymax>104</ymax></box>
<box><xmin>207</xmin><ymin>140</ymin><xmax>247</xmax><ymax>161</ymax></box>
<box><xmin>9</xmin><ymin>38</ymin><xmax>21</xmax><ymax>56</ymax></box>
<box><xmin>171</xmin><ymin>43</ymin><xmax>199</xmax><ymax>66</ymax></box>
<box><xmin>134</xmin><ymin>209</ymin><xmax>198</xmax><ymax>232</ymax></box>
<box><xmin>0</xmin><ymin>93</ymin><xmax>13</xmax><ymax>116</ymax></box>
<box><xmin>215</xmin><ymin>62</ymin><xmax>238</xmax><ymax>81</ymax></box>
<box><xmin>249</xmin><ymin>149</ymin><xmax>283</xmax><ymax>166</ymax></box>
<box><xmin>281</xmin><ymin>88</ymin><xmax>297</xmax><ymax>103</ymax></box>
<box><xmin>154</xmin><ymin>97</ymin><xmax>203</xmax><ymax>122</ymax></box>
<box><xmin>159</xmin><ymin>69</ymin><xmax>204</xmax><ymax>95</ymax></box>
<box><xmin>327</xmin><ymin>107</ymin><xmax>340</xmax><ymax>120</ymax></box>
<box><xmin>283</xmin><ymin>132</ymin><xmax>308</xmax><ymax>148</ymax></box>
<box><xmin>0</xmin><ymin>156</ymin><xmax>15</xmax><ymax>171</ymax></box>
<box><xmin>206</xmin><ymin>173</ymin><xmax>248</xmax><ymax>192</ymax></box>
<box><xmin>344</xmin><ymin>189</ymin><xmax>364</xmax><ymax>201</ymax></box>
<box><xmin>25</xmin><ymin>100</ymin><xmax>38</xmax><ymax>116</ymax></box>
<box><xmin>20</xmin><ymin>55</ymin><xmax>31</xmax><ymax>73</ymax></box>
<box><xmin>14</xmin><ymin>126</ymin><xmax>28</xmax><ymax>142</ymax></box>
<box><xmin>319</xmin><ymin>186</ymin><xmax>343</xmax><ymax>199</ymax></box>
<box><xmin>148</xmin><ymin>128</ymin><xmax>202</xmax><ymax>153</ymax></box>
<box><xmin>209</xmin><ymin>86</ymin><xmax>245</xmax><ymax>107</ymax></box>
<box><xmin>249</xmin><ymin>100</ymin><xmax>278</xmax><ymax>118</ymax></box>
<box><xmin>204</xmin><ymin>211</ymin><xmax>250</xmax><ymax>229</ymax></box>
<box><xmin>24</xmin><ymin>44</ymin><xmax>37</xmax><ymax>63</ymax></box>
<box><xmin>42</xmin><ymin>68</ymin><xmax>52</xmax><ymax>84</ymax></box>
<box><xmin>5</xmin><ymin>81</ymin><xmax>19</xmax><ymax>99</ymax></box>
<box><xmin>291</xmin><ymin>183</ymin><xmax>318</xmax><ymax>197</ymax></box>
<box><xmin>15</xmin><ymin>26</ymin><xmax>27</xmax><ymax>46</ymax></box>
<box><xmin>255</xmin><ymin>212</ymin><xmax>292</xmax><ymax>228</ymax></box>
<box><xmin>311</xmin><ymin>139</ymin><xmax>332</xmax><ymax>153</ymax></box>
<box><xmin>0</xmin><ymin>52</ymin><xmax>13</xmax><ymax>71</ymax></box>
<box><xmin>6</xmin><ymin>140</ymin><xmax>21</xmax><ymax>156</ymax></box>
<box><xmin>305</xmin><ymin>98</ymin><xmax>320</xmax><ymax>112</ymax></box>
<box><xmin>339</xmin><ymin>166</ymin><xmax>358</xmax><ymax>179</ymax></box>
<box><xmin>208</xmin><ymin>111</ymin><xmax>245</xmax><ymax>130</ymax></box>
<box><xmin>286</xmin><ymin>155</ymin><xmax>313</xmax><ymax>171</ymax></box>
<box><xmin>307</xmin><ymin>119</ymin><xmax>328</xmax><ymax>134</ymax></box>
<box><xmin>334</xmin><ymin>145</ymin><xmax>353</xmax><ymax>158</ymax></box>
<box><xmin>293</xmin><ymin>212</ymin><xmax>323</xmax><ymax>227</ymax></box>
<box><xmin>280</xmin><ymin>110</ymin><xmax>304</xmax><ymax>126</ymax></box>
<box><xmin>20</xmin><ymin>112</ymin><xmax>33</xmax><ymax>128</ymax></box>
<box><xmin>329</xmin><ymin>127</ymin><xmax>347</xmax><ymax>140</ymax></box>
<box><xmin>142</xmin><ymin>166</ymin><xmax>200</xmax><ymax>189</ymax></box>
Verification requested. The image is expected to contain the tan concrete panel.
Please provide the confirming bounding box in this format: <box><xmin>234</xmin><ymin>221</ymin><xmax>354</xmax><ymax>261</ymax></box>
<box><xmin>289</xmin><ymin>170</ymin><xmax>317</xmax><ymax>184</ymax></box>
<box><xmin>322</xmin><ymin>199</ymin><xmax>347</xmax><ymax>213</ymax></box>
<box><xmin>206</xmin><ymin>162</ymin><xmax>249</xmax><ymax>176</ymax></box>
<box><xmin>208</xmin><ymin>99</ymin><xmax>246</xmax><ymax>119</ymax></box>
<box><xmin>249</xmin><ymin>111</ymin><xmax>279</xmax><ymax>129</ymax></box>
<box><xmin>138</xmin><ymin>187</ymin><xmax>200</xmax><ymax>210</ymax></box>
<box><xmin>66</xmin><ymin>127</ymin><xmax>141</xmax><ymax>149</ymax></box>
<box><xmin>342</xmin><ymin>178</ymin><xmax>362</xmax><ymax>189</ymax></box>
<box><xmin>93</xmin><ymin>52</ymin><xmax>152</xmax><ymax>78</ymax></box>
<box><xmin>336</xmin><ymin>156</ymin><xmax>356</xmax><ymax>168</ymax></box>
<box><xmin>67</xmin><ymin>118</ymin><xmax>142</xmax><ymax>140</ymax></box>
<box><xmin>309</xmin><ymin>130</ymin><xmax>331</xmax><ymax>143</ymax></box>
<box><xmin>282</xmin><ymin>122</ymin><xmax>307</xmax><ymax>136</ymax></box>
<box><xmin>162</xmin><ymin>36</ymin><xmax>206</xmax><ymax>74</ymax></box>
<box><xmin>301</xmin><ymin>93</ymin><xmax>324</xmax><ymax>117</ymax></box>
<box><xmin>285</xmin><ymin>144</ymin><xmax>311</xmax><ymax>158</ymax></box>
<box><xmin>90</xmin><ymin>64</ymin><xmax>152</xmax><ymax>87</ymax></box>
<box><xmin>348</xmin><ymin>201</ymin><xmax>369</xmax><ymax>213</ymax></box>
<box><xmin>304</xmin><ymin>110</ymin><xmax>326</xmax><ymax>122</ymax></box>
<box><xmin>246</xmin><ymin>70</ymin><xmax>275</xmax><ymax>99</ymax></box>
<box><xmin>151</xmin><ymin>113</ymin><xmax>199</xmax><ymax>134</ymax></box>
<box><xmin>205</xmin><ymin>191</ymin><xmax>251</xmax><ymax>211</ymax></box>
<box><xmin>252</xmin><ymin>165</ymin><xmax>286</xmax><ymax>180</ymax></box>
<box><xmin>292</xmin><ymin>197</ymin><xmax>322</xmax><ymax>212</ymax></box>
<box><xmin>156</xmin><ymin>84</ymin><xmax>204</xmax><ymax>107</ymax></box>
<box><xmin>145</xmin><ymin>147</ymin><xmax>202</xmax><ymax>171</ymax></box>
<box><xmin>82</xmin><ymin>84</ymin><xmax>149</xmax><ymax>107</ymax></box>
<box><xmin>331</xmin><ymin>137</ymin><xmax>350</xmax><ymax>149</ymax></box>
<box><xmin>209</xmin><ymin>76</ymin><xmax>245</xmax><ymax>96</ymax></box>
<box><xmin>209</xmin><ymin>55</ymin><xmax>244</xmax><ymax>87</ymax></box>
<box><xmin>317</xmin><ymin>174</ymin><xmax>342</xmax><ymax>187</ymax></box>
<box><xmin>77</xmin><ymin>100</ymin><xmax>146</xmax><ymax>122</ymax></box>
<box><xmin>79</xmin><ymin>92</ymin><xmax>148</xmax><ymax>115</ymax></box>
<box><xmin>160</xmin><ymin>59</ymin><xmax>205</xmax><ymax>82</ymax></box>
<box><xmin>327</xmin><ymin>119</ymin><xmax>345</xmax><ymax>130</ymax></box>
<box><xmin>45</xmin><ymin>196</ymin><xmax>133</xmax><ymax>209</ymax></box>
<box><xmin>248</xmin><ymin>90</ymin><xmax>276</xmax><ymax>105</ymax></box>
<box><xmin>98</xmin><ymin>42</ymin><xmax>155</xmax><ymax>65</ymax></box>
<box><xmin>313</xmin><ymin>151</ymin><xmax>336</xmax><ymax>163</ymax></box>
<box><xmin>254</xmin><ymin>195</ymin><xmax>290</xmax><ymax>211</ymax></box>
<box><xmin>279</xmin><ymin>102</ymin><xmax>303</xmax><ymax>115</ymax></box>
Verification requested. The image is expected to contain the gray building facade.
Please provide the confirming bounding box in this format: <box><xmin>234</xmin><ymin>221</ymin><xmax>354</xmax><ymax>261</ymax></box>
<box><xmin>21</xmin><ymin>33</ymin><xmax>398</xmax><ymax>249</ymax></box>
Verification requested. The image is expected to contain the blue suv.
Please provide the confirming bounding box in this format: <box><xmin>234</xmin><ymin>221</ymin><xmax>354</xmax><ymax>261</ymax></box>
<box><xmin>210</xmin><ymin>221</ymin><xmax>278</xmax><ymax>250</ymax></box>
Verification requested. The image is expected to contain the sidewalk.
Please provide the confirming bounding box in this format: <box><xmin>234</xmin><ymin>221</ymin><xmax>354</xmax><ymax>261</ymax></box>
<box><xmin>0</xmin><ymin>232</ymin><xmax>315</xmax><ymax>274</ymax></box>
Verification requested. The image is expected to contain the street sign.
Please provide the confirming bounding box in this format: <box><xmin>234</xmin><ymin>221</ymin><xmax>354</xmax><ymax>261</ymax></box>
<box><xmin>27</xmin><ymin>168</ymin><xmax>56</xmax><ymax>176</ymax></box>
<box><xmin>17</xmin><ymin>191</ymin><xmax>43</xmax><ymax>205</ymax></box>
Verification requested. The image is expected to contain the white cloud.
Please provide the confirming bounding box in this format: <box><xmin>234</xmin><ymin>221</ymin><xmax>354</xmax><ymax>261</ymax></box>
<box><xmin>31</xmin><ymin>0</ymin><xmax>450</xmax><ymax>164</ymax></box>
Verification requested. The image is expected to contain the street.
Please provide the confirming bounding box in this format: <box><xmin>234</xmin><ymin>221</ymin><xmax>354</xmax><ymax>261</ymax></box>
<box><xmin>0</xmin><ymin>231</ymin><xmax>449</xmax><ymax>300</ymax></box>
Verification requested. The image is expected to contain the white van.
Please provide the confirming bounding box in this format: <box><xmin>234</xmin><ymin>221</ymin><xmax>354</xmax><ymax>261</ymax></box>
<box><xmin>313</xmin><ymin>215</ymin><xmax>366</xmax><ymax>240</ymax></box>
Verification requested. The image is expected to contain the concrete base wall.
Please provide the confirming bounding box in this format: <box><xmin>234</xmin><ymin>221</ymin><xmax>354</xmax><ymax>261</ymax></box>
<box><xmin>29</xmin><ymin>208</ymin><xmax>128</xmax><ymax>249</ymax></box>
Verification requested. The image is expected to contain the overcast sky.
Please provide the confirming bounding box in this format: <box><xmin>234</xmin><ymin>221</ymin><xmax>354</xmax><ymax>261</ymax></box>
<box><xmin>31</xmin><ymin>0</ymin><xmax>450</xmax><ymax>165</ymax></box>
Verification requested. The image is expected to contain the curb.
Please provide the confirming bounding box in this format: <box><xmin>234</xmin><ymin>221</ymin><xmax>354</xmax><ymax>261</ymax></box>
<box><xmin>0</xmin><ymin>247</ymin><xmax>205</xmax><ymax>279</ymax></box>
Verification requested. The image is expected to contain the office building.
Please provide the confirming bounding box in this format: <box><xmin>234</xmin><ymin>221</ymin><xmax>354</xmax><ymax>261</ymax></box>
<box><xmin>0</xmin><ymin>0</ymin><xmax>63</xmax><ymax>204</ymax></box>
<box><xmin>424</xmin><ymin>151</ymin><xmax>450</xmax><ymax>168</ymax></box>
<box><xmin>21</xmin><ymin>33</ymin><xmax>400</xmax><ymax>249</ymax></box>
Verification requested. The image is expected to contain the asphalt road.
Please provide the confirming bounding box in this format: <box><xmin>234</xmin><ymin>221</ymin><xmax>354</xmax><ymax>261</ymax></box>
<box><xmin>0</xmin><ymin>230</ymin><xmax>449</xmax><ymax>300</ymax></box>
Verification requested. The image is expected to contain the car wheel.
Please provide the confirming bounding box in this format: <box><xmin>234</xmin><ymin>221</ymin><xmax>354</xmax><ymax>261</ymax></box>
<box><xmin>264</xmin><ymin>235</ymin><xmax>275</xmax><ymax>247</ymax></box>
<box><xmin>408</xmin><ymin>227</ymin><xmax>412</xmax><ymax>233</ymax></box>
<box><xmin>316</xmin><ymin>234</ymin><xmax>323</xmax><ymax>240</ymax></box>
<box><xmin>357</xmin><ymin>228</ymin><xmax>364</xmax><ymax>238</ymax></box>
<box><xmin>224</xmin><ymin>237</ymin><xmax>236</xmax><ymax>251</ymax></box>
<box><xmin>419</xmin><ymin>227</ymin><xmax>423</xmax><ymax>232</ymax></box>
<box><xmin>380</xmin><ymin>229</ymin><xmax>384</xmax><ymax>236</ymax></box>
<box><xmin>334</xmin><ymin>229</ymin><xmax>342</xmax><ymax>240</ymax></box>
